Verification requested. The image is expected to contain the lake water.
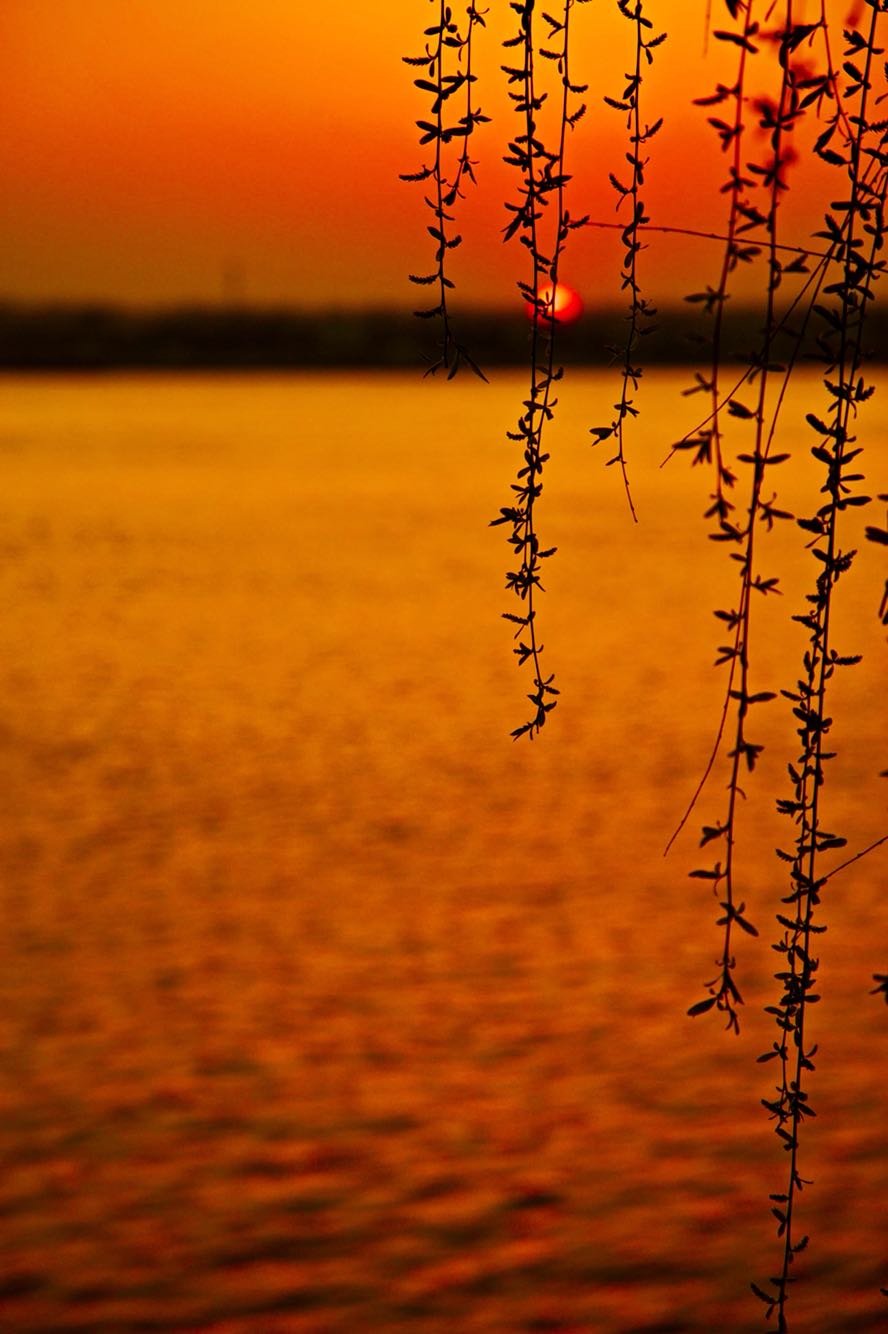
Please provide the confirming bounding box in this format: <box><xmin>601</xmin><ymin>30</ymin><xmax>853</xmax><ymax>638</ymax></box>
<box><xmin>0</xmin><ymin>370</ymin><xmax>885</xmax><ymax>1332</ymax></box>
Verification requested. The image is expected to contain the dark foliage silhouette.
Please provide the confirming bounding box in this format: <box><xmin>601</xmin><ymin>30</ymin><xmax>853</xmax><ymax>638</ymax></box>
<box><xmin>403</xmin><ymin>1</ymin><xmax>886</xmax><ymax>1327</ymax></box>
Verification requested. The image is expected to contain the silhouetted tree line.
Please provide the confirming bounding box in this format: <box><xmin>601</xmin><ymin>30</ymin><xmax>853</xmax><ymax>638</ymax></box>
<box><xmin>2</xmin><ymin>300</ymin><xmax>885</xmax><ymax>370</ymax></box>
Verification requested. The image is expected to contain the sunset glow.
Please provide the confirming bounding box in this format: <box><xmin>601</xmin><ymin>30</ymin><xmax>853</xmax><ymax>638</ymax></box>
<box><xmin>0</xmin><ymin>2</ymin><xmax>415</xmax><ymax>307</ymax></box>
<box><xmin>0</xmin><ymin>2</ymin><xmax>841</xmax><ymax>309</ymax></box>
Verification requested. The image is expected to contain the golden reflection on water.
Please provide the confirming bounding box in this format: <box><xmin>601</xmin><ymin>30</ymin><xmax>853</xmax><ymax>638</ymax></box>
<box><xmin>0</xmin><ymin>371</ymin><xmax>885</xmax><ymax>1332</ymax></box>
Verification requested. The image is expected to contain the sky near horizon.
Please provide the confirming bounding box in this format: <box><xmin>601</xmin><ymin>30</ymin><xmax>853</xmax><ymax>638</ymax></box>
<box><xmin>0</xmin><ymin>0</ymin><xmax>850</xmax><ymax>311</ymax></box>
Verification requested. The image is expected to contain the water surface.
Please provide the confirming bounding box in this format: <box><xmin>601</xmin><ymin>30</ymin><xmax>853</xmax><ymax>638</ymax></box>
<box><xmin>0</xmin><ymin>370</ymin><xmax>885</xmax><ymax>1331</ymax></box>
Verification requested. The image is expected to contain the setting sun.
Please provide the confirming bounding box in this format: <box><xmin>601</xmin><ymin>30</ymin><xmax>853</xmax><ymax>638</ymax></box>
<box><xmin>524</xmin><ymin>281</ymin><xmax>584</xmax><ymax>325</ymax></box>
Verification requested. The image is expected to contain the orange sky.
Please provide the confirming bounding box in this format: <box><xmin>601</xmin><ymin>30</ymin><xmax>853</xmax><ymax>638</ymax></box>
<box><xmin>0</xmin><ymin>0</ymin><xmax>852</xmax><ymax>309</ymax></box>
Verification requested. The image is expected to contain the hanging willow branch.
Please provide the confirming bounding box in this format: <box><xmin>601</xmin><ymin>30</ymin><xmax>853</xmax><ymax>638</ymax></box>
<box><xmin>590</xmin><ymin>0</ymin><xmax>665</xmax><ymax>521</ymax></box>
<box><xmin>685</xmin><ymin>0</ymin><xmax>813</xmax><ymax>1035</ymax></box>
<box><xmin>402</xmin><ymin>1</ymin><xmax>489</xmax><ymax>377</ymax></box>
<box><xmin>492</xmin><ymin>0</ymin><xmax>588</xmax><ymax>740</ymax></box>
<box><xmin>680</xmin><ymin>0</ymin><xmax>762</xmax><ymax>520</ymax></box>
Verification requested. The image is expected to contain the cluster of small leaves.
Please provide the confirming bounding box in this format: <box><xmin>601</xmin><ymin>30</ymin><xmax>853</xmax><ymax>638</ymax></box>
<box><xmin>752</xmin><ymin>10</ymin><xmax>888</xmax><ymax>1326</ymax></box>
<box><xmin>402</xmin><ymin>1</ymin><xmax>489</xmax><ymax>378</ymax></box>
<box><xmin>589</xmin><ymin>1</ymin><xmax>665</xmax><ymax>522</ymax></box>
<box><xmin>685</xmin><ymin>1</ymin><xmax>814</xmax><ymax>1037</ymax></box>
<box><xmin>492</xmin><ymin>0</ymin><xmax>589</xmax><ymax>739</ymax></box>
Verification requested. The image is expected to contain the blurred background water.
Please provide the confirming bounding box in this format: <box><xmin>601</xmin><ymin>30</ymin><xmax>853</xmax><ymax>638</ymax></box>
<box><xmin>0</xmin><ymin>370</ymin><xmax>884</xmax><ymax>1332</ymax></box>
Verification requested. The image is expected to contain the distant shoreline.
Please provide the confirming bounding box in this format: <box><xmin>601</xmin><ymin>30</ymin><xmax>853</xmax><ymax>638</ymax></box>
<box><xmin>1</xmin><ymin>301</ymin><xmax>885</xmax><ymax>370</ymax></box>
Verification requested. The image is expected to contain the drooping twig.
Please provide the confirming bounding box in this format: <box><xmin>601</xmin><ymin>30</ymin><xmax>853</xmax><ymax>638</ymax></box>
<box><xmin>493</xmin><ymin>0</ymin><xmax>587</xmax><ymax>739</ymax></box>
<box><xmin>590</xmin><ymin>0</ymin><xmax>666</xmax><ymax>521</ymax></box>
